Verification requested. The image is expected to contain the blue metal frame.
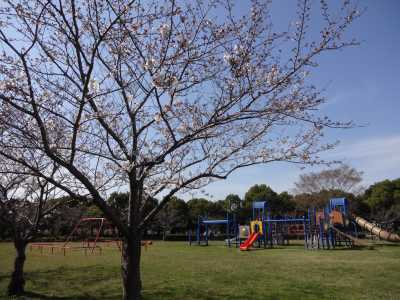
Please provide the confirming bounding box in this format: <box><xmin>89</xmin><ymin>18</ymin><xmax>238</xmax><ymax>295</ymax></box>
<box><xmin>329</xmin><ymin>198</ymin><xmax>349</xmax><ymax>214</ymax></box>
<box><xmin>193</xmin><ymin>212</ymin><xmax>236</xmax><ymax>247</ymax></box>
<box><xmin>303</xmin><ymin>197</ymin><xmax>358</xmax><ymax>250</ymax></box>
<box><xmin>190</xmin><ymin>197</ymin><xmax>357</xmax><ymax>250</ymax></box>
<box><xmin>252</xmin><ymin>201</ymin><xmax>311</xmax><ymax>248</ymax></box>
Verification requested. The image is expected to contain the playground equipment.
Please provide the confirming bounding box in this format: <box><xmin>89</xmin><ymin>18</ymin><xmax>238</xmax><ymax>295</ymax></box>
<box><xmin>189</xmin><ymin>201</ymin><xmax>307</xmax><ymax>250</ymax></box>
<box><xmin>239</xmin><ymin>232</ymin><xmax>260</xmax><ymax>250</ymax></box>
<box><xmin>239</xmin><ymin>201</ymin><xmax>309</xmax><ymax>251</ymax></box>
<box><xmin>240</xmin><ymin>198</ymin><xmax>362</xmax><ymax>251</ymax></box>
<box><xmin>189</xmin><ymin>196</ymin><xmax>399</xmax><ymax>251</ymax></box>
<box><xmin>239</xmin><ymin>201</ymin><xmax>268</xmax><ymax>250</ymax></box>
<box><xmin>304</xmin><ymin>197</ymin><xmax>400</xmax><ymax>249</ymax></box>
<box><xmin>189</xmin><ymin>212</ymin><xmax>236</xmax><ymax>247</ymax></box>
<box><xmin>354</xmin><ymin>215</ymin><xmax>400</xmax><ymax>242</ymax></box>
<box><xmin>30</xmin><ymin>217</ymin><xmax>152</xmax><ymax>255</ymax></box>
<box><xmin>305</xmin><ymin>198</ymin><xmax>361</xmax><ymax>249</ymax></box>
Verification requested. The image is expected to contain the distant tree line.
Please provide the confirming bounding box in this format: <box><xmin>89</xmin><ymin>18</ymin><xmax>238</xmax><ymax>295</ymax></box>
<box><xmin>1</xmin><ymin>166</ymin><xmax>399</xmax><ymax>240</ymax></box>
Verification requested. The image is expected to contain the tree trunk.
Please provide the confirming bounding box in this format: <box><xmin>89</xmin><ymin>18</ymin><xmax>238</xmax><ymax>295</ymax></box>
<box><xmin>121</xmin><ymin>236</ymin><xmax>142</xmax><ymax>300</ymax></box>
<box><xmin>8</xmin><ymin>239</ymin><xmax>28</xmax><ymax>296</ymax></box>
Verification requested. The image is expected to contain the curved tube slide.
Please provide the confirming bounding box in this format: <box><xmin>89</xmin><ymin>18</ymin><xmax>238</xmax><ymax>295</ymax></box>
<box><xmin>354</xmin><ymin>215</ymin><xmax>400</xmax><ymax>242</ymax></box>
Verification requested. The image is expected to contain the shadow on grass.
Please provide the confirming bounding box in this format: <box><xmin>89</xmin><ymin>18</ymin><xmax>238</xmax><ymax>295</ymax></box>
<box><xmin>15</xmin><ymin>289</ymin><xmax>258</xmax><ymax>300</ymax></box>
<box><xmin>143</xmin><ymin>286</ymin><xmax>282</xmax><ymax>300</ymax></box>
<box><xmin>7</xmin><ymin>289</ymin><xmax>121</xmax><ymax>300</ymax></box>
<box><xmin>3</xmin><ymin>265</ymin><xmax>122</xmax><ymax>300</ymax></box>
<box><xmin>4</xmin><ymin>290</ymin><xmax>120</xmax><ymax>300</ymax></box>
<box><xmin>5</xmin><ymin>265</ymin><xmax>264</xmax><ymax>300</ymax></box>
<box><xmin>0</xmin><ymin>274</ymin><xmax>10</xmax><ymax>281</ymax></box>
<box><xmin>16</xmin><ymin>291</ymin><xmax>101</xmax><ymax>300</ymax></box>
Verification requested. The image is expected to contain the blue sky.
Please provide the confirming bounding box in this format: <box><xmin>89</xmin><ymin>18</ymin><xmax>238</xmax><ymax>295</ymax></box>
<box><xmin>185</xmin><ymin>0</ymin><xmax>400</xmax><ymax>200</ymax></box>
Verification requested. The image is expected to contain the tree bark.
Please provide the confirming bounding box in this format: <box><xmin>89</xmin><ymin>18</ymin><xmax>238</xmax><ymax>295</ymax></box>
<box><xmin>8</xmin><ymin>239</ymin><xmax>28</xmax><ymax>296</ymax></box>
<box><xmin>121</xmin><ymin>236</ymin><xmax>142</xmax><ymax>300</ymax></box>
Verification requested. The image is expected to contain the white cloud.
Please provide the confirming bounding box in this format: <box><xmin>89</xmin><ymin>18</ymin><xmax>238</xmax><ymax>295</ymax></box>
<box><xmin>185</xmin><ymin>135</ymin><xmax>400</xmax><ymax>201</ymax></box>
<box><xmin>326</xmin><ymin>135</ymin><xmax>400</xmax><ymax>184</ymax></box>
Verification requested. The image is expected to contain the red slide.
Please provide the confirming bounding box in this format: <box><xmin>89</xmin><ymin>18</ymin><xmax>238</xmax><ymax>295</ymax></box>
<box><xmin>240</xmin><ymin>232</ymin><xmax>260</xmax><ymax>251</ymax></box>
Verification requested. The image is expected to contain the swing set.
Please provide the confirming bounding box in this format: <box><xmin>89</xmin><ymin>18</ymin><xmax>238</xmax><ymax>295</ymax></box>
<box><xmin>29</xmin><ymin>217</ymin><xmax>152</xmax><ymax>256</ymax></box>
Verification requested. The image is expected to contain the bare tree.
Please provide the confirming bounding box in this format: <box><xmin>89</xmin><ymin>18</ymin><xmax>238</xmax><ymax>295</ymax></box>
<box><xmin>0</xmin><ymin>158</ymin><xmax>61</xmax><ymax>296</ymax></box>
<box><xmin>0</xmin><ymin>0</ymin><xmax>360</xmax><ymax>298</ymax></box>
<box><xmin>293</xmin><ymin>164</ymin><xmax>364</xmax><ymax>195</ymax></box>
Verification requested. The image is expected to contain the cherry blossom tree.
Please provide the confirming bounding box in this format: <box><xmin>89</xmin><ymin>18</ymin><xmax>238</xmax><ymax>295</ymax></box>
<box><xmin>0</xmin><ymin>157</ymin><xmax>61</xmax><ymax>296</ymax></box>
<box><xmin>0</xmin><ymin>0</ymin><xmax>361</xmax><ymax>298</ymax></box>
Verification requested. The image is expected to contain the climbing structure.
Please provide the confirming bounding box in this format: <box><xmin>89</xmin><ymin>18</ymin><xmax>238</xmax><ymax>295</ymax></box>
<box><xmin>240</xmin><ymin>198</ymin><xmax>362</xmax><ymax>251</ymax></box>
<box><xmin>305</xmin><ymin>198</ymin><xmax>360</xmax><ymax>249</ymax></box>
<box><xmin>189</xmin><ymin>197</ymin><xmax>397</xmax><ymax>251</ymax></box>
<box><xmin>240</xmin><ymin>201</ymin><xmax>308</xmax><ymax>250</ymax></box>
<box><xmin>239</xmin><ymin>201</ymin><xmax>268</xmax><ymax>250</ymax></box>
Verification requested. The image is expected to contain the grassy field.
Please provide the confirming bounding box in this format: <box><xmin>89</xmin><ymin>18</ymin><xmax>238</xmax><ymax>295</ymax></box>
<box><xmin>1</xmin><ymin>241</ymin><xmax>400</xmax><ymax>299</ymax></box>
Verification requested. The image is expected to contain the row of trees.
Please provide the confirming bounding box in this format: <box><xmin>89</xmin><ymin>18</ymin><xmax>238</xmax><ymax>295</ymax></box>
<box><xmin>155</xmin><ymin>176</ymin><xmax>400</xmax><ymax>234</ymax></box>
<box><xmin>3</xmin><ymin>165</ymin><xmax>397</xmax><ymax>241</ymax></box>
<box><xmin>155</xmin><ymin>165</ymin><xmax>400</xmax><ymax>234</ymax></box>
<box><xmin>0</xmin><ymin>187</ymin><xmax>293</xmax><ymax>240</ymax></box>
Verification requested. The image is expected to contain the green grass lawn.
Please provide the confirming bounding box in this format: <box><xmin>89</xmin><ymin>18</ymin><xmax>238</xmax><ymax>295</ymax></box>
<box><xmin>1</xmin><ymin>241</ymin><xmax>400</xmax><ymax>299</ymax></box>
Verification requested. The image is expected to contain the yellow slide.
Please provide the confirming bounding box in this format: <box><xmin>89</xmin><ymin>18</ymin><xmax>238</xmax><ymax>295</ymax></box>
<box><xmin>354</xmin><ymin>215</ymin><xmax>400</xmax><ymax>242</ymax></box>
